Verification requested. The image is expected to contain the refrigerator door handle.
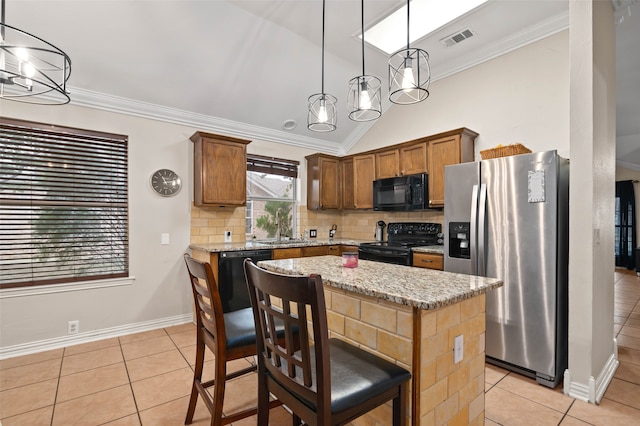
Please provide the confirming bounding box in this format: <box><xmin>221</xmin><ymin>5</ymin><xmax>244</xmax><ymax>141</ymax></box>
<box><xmin>478</xmin><ymin>183</ymin><xmax>487</xmax><ymax>277</ymax></box>
<box><xmin>470</xmin><ymin>184</ymin><xmax>479</xmax><ymax>275</ymax></box>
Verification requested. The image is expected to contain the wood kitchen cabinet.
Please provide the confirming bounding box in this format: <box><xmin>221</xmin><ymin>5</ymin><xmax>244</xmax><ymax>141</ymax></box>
<box><xmin>352</xmin><ymin>154</ymin><xmax>375</xmax><ymax>209</ymax></box>
<box><xmin>190</xmin><ymin>131</ymin><xmax>251</xmax><ymax>207</ymax></box>
<box><xmin>412</xmin><ymin>252</ymin><xmax>444</xmax><ymax>270</ymax></box>
<box><xmin>273</xmin><ymin>248</ymin><xmax>302</xmax><ymax>259</ymax></box>
<box><xmin>302</xmin><ymin>246</ymin><xmax>329</xmax><ymax>257</ymax></box>
<box><xmin>306</xmin><ymin>154</ymin><xmax>341</xmax><ymax>210</ymax></box>
<box><xmin>341</xmin><ymin>153</ymin><xmax>375</xmax><ymax>210</ymax></box>
<box><xmin>375</xmin><ymin>149</ymin><xmax>400</xmax><ymax>178</ymax></box>
<box><xmin>427</xmin><ymin>128</ymin><xmax>478</xmax><ymax>208</ymax></box>
<box><xmin>340</xmin><ymin>157</ymin><xmax>355</xmax><ymax>209</ymax></box>
<box><xmin>306</xmin><ymin>128</ymin><xmax>477</xmax><ymax>210</ymax></box>
<box><xmin>399</xmin><ymin>141</ymin><xmax>428</xmax><ymax>175</ymax></box>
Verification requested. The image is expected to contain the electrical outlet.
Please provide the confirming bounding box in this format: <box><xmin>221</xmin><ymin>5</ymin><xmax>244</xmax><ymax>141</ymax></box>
<box><xmin>224</xmin><ymin>230</ymin><xmax>232</xmax><ymax>242</ymax></box>
<box><xmin>68</xmin><ymin>320</ymin><xmax>79</xmax><ymax>335</ymax></box>
<box><xmin>309</xmin><ymin>229</ymin><xmax>317</xmax><ymax>238</ymax></box>
<box><xmin>454</xmin><ymin>334</ymin><xmax>464</xmax><ymax>364</ymax></box>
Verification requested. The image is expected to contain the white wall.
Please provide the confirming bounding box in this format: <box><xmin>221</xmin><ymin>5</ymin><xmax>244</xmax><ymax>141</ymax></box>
<box><xmin>0</xmin><ymin>101</ymin><xmax>316</xmax><ymax>355</ymax></box>
<box><xmin>350</xmin><ymin>31</ymin><xmax>570</xmax><ymax>159</ymax></box>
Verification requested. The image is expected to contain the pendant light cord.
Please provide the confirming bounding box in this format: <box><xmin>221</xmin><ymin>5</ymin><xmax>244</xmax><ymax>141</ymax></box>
<box><xmin>360</xmin><ymin>0</ymin><xmax>365</xmax><ymax>76</ymax></box>
<box><xmin>406</xmin><ymin>0</ymin><xmax>410</xmax><ymax>50</ymax></box>
<box><xmin>321</xmin><ymin>0</ymin><xmax>326</xmax><ymax>94</ymax></box>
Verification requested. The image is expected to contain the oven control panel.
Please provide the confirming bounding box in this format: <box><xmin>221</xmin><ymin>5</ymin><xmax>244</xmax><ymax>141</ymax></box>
<box><xmin>387</xmin><ymin>222</ymin><xmax>442</xmax><ymax>236</ymax></box>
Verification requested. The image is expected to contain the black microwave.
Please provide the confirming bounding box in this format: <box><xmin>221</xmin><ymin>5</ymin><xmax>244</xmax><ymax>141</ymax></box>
<box><xmin>373</xmin><ymin>173</ymin><xmax>429</xmax><ymax>211</ymax></box>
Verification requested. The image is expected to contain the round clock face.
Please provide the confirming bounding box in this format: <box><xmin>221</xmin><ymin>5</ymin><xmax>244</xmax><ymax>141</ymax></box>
<box><xmin>150</xmin><ymin>169</ymin><xmax>182</xmax><ymax>197</ymax></box>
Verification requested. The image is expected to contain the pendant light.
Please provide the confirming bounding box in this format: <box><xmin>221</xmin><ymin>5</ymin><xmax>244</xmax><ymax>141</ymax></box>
<box><xmin>388</xmin><ymin>0</ymin><xmax>430</xmax><ymax>105</ymax></box>
<box><xmin>308</xmin><ymin>0</ymin><xmax>337</xmax><ymax>132</ymax></box>
<box><xmin>347</xmin><ymin>0</ymin><xmax>381</xmax><ymax>122</ymax></box>
<box><xmin>0</xmin><ymin>0</ymin><xmax>71</xmax><ymax>104</ymax></box>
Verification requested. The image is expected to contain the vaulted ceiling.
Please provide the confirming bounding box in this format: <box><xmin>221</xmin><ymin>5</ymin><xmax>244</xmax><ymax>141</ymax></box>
<box><xmin>5</xmin><ymin>0</ymin><xmax>640</xmax><ymax>168</ymax></box>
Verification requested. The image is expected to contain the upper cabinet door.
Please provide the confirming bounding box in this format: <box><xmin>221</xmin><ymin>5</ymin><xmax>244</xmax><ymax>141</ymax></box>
<box><xmin>306</xmin><ymin>154</ymin><xmax>341</xmax><ymax>210</ymax></box>
<box><xmin>375</xmin><ymin>149</ymin><xmax>400</xmax><ymax>179</ymax></box>
<box><xmin>353</xmin><ymin>154</ymin><xmax>375</xmax><ymax>209</ymax></box>
<box><xmin>191</xmin><ymin>132</ymin><xmax>251</xmax><ymax>207</ymax></box>
<box><xmin>427</xmin><ymin>128</ymin><xmax>477</xmax><ymax>208</ymax></box>
<box><xmin>399</xmin><ymin>142</ymin><xmax>428</xmax><ymax>176</ymax></box>
<box><xmin>428</xmin><ymin>135</ymin><xmax>460</xmax><ymax>208</ymax></box>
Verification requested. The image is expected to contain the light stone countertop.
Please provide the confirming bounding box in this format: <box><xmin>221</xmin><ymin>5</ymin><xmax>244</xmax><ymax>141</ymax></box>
<box><xmin>190</xmin><ymin>239</ymin><xmax>370</xmax><ymax>253</ymax></box>
<box><xmin>257</xmin><ymin>255</ymin><xmax>502</xmax><ymax>310</ymax></box>
<box><xmin>190</xmin><ymin>239</ymin><xmax>445</xmax><ymax>254</ymax></box>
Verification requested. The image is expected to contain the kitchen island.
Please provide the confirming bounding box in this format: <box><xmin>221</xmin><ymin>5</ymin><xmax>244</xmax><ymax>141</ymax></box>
<box><xmin>257</xmin><ymin>255</ymin><xmax>502</xmax><ymax>426</ymax></box>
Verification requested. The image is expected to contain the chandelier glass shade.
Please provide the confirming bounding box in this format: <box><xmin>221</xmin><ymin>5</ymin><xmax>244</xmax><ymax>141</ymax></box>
<box><xmin>388</xmin><ymin>0</ymin><xmax>430</xmax><ymax>105</ymax></box>
<box><xmin>347</xmin><ymin>75</ymin><xmax>381</xmax><ymax>122</ymax></box>
<box><xmin>0</xmin><ymin>0</ymin><xmax>71</xmax><ymax>104</ymax></box>
<box><xmin>308</xmin><ymin>93</ymin><xmax>337</xmax><ymax>132</ymax></box>
<box><xmin>348</xmin><ymin>0</ymin><xmax>381</xmax><ymax>122</ymax></box>
<box><xmin>308</xmin><ymin>0</ymin><xmax>337</xmax><ymax>132</ymax></box>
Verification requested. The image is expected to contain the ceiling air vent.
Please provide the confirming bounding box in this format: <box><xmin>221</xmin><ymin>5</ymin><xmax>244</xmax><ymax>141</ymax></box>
<box><xmin>439</xmin><ymin>28</ymin><xmax>476</xmax><ymax>48</ymax></box>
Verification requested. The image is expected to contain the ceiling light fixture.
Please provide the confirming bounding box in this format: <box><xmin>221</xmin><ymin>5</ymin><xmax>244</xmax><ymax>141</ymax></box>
<box><xmin>308</xmin><ymin>0</ymin><xmax>337</xmax><ymax>132</ymax></box>
<box><xmin>0</xmin><ymin>0</ymin><xmax>71</xmax><ymax>104</ymax></box>
<box><xmin>348</xmin><ymin>0</ymin><xmax>381</xmax><ymax>122</ymax></box>
<box><xmin>388</xmin><ymin>0</ymin><xmax>430</xmax><ymax>105</ymax></box>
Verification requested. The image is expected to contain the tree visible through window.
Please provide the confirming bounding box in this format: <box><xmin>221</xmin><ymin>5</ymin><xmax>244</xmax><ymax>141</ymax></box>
<box><xmin>246</xmin><ymin>155</ymin><xmax>298</xmax><ymax>240</ymax></box>
<box><xmin>0</xmin><ymin>118</ymin><xmax>129</xmax><ymax>289</ymax></box>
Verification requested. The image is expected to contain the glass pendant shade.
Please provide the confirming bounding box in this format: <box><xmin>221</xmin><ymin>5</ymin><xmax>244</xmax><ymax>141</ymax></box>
<box><xmin>389</xmin><ymin>47</ymin><xmax>430</xmax><ymax>104</ymax></box>
<box><xmin>347</xmin><ymin>75</ymin><xmax>381</xmax><ymax>122</ymax></box>
<box><xmin>308</xmin><ymin>93</ymin><xmax>337</xmax><ymax>132</ymax></box>
<box><xmin>0</xmin><ymin>0</ymin><xmax>71</xmax><ymax>104</ymax></box>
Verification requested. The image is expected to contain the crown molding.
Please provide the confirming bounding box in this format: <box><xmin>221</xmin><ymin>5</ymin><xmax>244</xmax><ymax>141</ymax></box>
<box><xmin>432</xmin><ymin>10</ymin><xmax>569</xmax><ymax>83</ymax></box>
<box><xmin>68</xmin><ymin>87</ymin><xmax>343</xmax><ymax>155</ymax></box>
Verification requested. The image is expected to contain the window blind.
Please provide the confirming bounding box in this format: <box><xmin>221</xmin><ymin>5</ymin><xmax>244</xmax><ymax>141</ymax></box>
<box><xmin>247</xmin><ymin>154</ymin><xmax>299</xmax><ymax>178</ymax></box>
<box><xmin>0</xmin><ymin>118</ymin><xmax>129</xmax><ymax>289</ymax></box>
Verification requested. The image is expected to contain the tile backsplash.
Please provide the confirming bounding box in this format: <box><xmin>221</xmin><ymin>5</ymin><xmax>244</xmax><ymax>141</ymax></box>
<box><xmin>191</xmin><ymin>204</ymin><xmax>444</xmax><ymax>244</ymax></box>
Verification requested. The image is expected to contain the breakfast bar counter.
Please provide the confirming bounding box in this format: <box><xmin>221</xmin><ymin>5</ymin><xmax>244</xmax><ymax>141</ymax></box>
<box><xmin>257</xmin><ymin>255</ymin><xmax>502</xmax><ymax>426</ymax></box>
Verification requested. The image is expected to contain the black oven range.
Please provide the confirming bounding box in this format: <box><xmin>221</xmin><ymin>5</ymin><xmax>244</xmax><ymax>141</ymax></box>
<box><xmin>358</xmin><ymin>222</ymin><xmax>443</xmax><ymax>266</ymax></box>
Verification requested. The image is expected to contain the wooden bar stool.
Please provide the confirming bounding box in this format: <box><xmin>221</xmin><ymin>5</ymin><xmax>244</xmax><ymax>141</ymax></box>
<box><xmin>183</xmin><ymin>254</ymin><xmax>282</xmax><ymax>426</ymax></box>
<box><xmin>244</xmin><ymin>259</ymin><xmax>412</xmax><ymax>426</ymax></box>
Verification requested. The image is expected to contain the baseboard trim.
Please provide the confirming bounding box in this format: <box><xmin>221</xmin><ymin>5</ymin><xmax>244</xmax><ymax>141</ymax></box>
<box><xmin>0</xmin><ymin>314</ymin><xmax>193</xmax><ymax>360</ymax></box>
<box><xmin>563</xmin><ymin>338</ymin><xmax>619</xmax><ymax>403</ymax></box>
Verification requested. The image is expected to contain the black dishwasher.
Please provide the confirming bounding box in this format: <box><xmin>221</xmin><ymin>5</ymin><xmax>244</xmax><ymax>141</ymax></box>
<box><xmin>218</xmin><ymin>249</ymin><xmax>272</xmax><ymax>313</ymax></box>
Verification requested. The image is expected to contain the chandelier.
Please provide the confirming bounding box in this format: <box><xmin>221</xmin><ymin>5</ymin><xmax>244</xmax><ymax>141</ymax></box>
<box><xmin>0</xmin><ymin>0</ymin><xmax>71</xmax><ymax>104</ymax></box>
<box><xmin>388</xmin><ymin>0</ymin><xmax>430</xmax><ymax>105</ymax></box>
<box><xmin>347</xmin><ymin>0</ymin><xmax>381</xmax><ymax>122</ymax></box>
<box><xmin>308</xmin><ymin>0</ymin><xmax>337</xmax><ymax>132</ymax></box>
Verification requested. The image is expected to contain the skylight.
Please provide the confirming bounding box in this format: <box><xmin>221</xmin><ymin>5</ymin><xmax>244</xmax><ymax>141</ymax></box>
<box><xmin>364</xmin><ymin>0</ymin><xmax>488</xmax><ymax>54</ymax></box>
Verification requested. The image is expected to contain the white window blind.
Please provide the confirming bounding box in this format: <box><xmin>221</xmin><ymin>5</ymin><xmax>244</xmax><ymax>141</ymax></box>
<box><xmin>0</xmin><ymin>118</ymin><xmax>129</xmax><ymax>289</ymax></box>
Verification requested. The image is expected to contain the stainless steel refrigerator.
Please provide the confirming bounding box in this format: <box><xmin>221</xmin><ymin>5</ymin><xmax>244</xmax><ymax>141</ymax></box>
<box><xmin>444</xmin><ymin>150</ymin><xmax>569</xmax><ymax>388</ymax></box>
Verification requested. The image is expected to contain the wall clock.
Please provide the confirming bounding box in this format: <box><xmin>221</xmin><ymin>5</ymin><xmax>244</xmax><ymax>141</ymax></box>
<box><xmin>150</xmin><ymin>169</ymin><xmax>182</xmax><ymax>197</ymax></box>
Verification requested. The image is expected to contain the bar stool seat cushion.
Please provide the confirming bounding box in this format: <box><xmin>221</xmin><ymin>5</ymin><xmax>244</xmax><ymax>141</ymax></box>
<box><xmin>224</xmin><ymin>307</ymin><xmax>290</xmax><ymax>350</ymax></box>
<box><xmin>275</xmin><ymin>338</ymin><xmax>412</xmax><ymax>414</ymax></box>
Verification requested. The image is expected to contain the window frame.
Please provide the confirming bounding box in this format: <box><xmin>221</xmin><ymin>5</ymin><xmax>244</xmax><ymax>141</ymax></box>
<box><xmin>246</xmin><ymin>154</ymin><xmax>299</xmax><ymax>240</ymax></box>
<box><xmin>0</xmin><ymin>117</ymin><xmax>130</xmax><ymax>290</ymax></box>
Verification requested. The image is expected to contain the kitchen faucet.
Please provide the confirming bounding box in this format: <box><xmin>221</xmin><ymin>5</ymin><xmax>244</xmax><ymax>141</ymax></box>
<box><xmin>275</xmin><ymin>209</ymin><xmax>281</xmax><ymax>242</ymax></box>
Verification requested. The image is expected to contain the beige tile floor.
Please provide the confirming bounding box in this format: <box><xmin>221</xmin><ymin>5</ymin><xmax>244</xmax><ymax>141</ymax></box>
<box><xmin>1</xmin><ymin>269</ymin><xmax>639</xmax><ymax>425</ymax></box>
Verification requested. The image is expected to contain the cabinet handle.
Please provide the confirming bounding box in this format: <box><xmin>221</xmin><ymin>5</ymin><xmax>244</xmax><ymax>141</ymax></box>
<box><xmin>420</xmin><ymin>259</ymin><xmax>433</xmax><ymax>263</ymax></box>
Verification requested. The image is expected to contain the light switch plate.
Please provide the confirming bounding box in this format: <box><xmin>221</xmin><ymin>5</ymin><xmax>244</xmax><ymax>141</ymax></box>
<box><xmin>161</xmin><ymin>233</ymin><xmax>170</xmax><ymax>245</ymax></box>
<box><xmin>309</xmin><ymin>229</ymin><xmax>317</xmax><ymax>238</ymax></box>
<box><xmin>224</xmin><ymin>230</ymin><xmax>232</xmax><ymax>242</ymax></box>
